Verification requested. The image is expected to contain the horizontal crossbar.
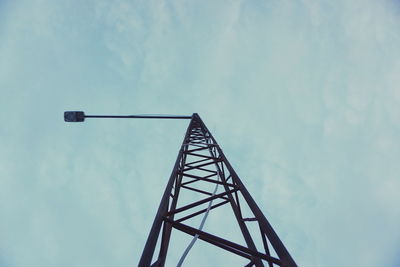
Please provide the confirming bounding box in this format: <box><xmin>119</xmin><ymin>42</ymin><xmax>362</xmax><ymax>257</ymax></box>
<box><xmin>182</xmin><ymin>159</ymin><xmax>223</xmax><ymax>172</ymax></box>
<box><xmin>186</xmin><ymin>144</ymin><xmax>218</xmax><ymax>154</ymax></box>
<box><xmin>184</xmin><ymin>151</ymin><xmax>220</xmax><ymax>161</ymax></box>
<box><xmin>175</xmin><ymin>200</ymin><xmax>230</xmax><ymax>223</ymax></box>
<box><xmin>165</xmin><ymin>219</ymin><xmax>282</xmax><ymax>265</ymax></box>
<box><xmin>166</xmin><ymin>188</ymin><xmax>238</xmax><ymax>216</ymax></box>
<box><xmin>180</xmin><ymin>173</ymin><xmax>236</xmax><ymax>187</ymax></box>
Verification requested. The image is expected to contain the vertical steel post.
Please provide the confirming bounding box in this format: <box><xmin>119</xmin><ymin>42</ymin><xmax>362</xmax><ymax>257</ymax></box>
<box><xmin>138</xmin><ymin>118</ymin><xmax>195</xmax><ymax>266</ymax></box>
<box><xmin>194</xmin><ymin>114</ymin><xmax>297</xmax><ymax>267</ymax></box>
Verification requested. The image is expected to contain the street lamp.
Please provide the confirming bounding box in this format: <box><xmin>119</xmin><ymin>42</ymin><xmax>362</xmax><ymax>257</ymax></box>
<box><xmin>64</xmin><ymin>111</ymin><xmax>85</xmax><ymax>122</ymax></box>
<box><xmin>64</xmin><ymin>111</ymin><xmax>192</xmax><ymax>122</ymax></box>
<box><xmin>63</xmin><ymin>110</ymin><xmax>297</xmax><ymax>267</ymax></box>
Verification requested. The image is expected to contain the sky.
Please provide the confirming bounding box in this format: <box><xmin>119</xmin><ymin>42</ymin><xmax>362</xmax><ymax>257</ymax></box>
<box><xmin>0</xmin><ymin>0</ymin><xmax>400</xmax><ymax>266</ymax></box>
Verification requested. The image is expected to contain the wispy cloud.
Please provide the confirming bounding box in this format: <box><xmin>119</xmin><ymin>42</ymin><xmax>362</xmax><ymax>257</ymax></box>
<box><xmin>1</xmin><ymin>0</ymin><xmax>400</xmax><ymax>266</ymax></box>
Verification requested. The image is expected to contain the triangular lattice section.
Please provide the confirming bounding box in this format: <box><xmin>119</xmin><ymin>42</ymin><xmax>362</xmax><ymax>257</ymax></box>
<box><xmin>139</xmin><ymin>114</ymin><xmax>296</xmax><ymax>267</ymax></box>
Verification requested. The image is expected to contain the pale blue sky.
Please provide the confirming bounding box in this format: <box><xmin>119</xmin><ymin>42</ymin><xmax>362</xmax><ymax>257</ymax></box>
<box><xmin>1</xmin><ymin>0</ymin><xmax>400</xmax><ymax>266</ymax></box>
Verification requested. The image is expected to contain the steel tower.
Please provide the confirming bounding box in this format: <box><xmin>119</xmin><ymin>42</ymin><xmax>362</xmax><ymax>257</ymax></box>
<box><xmin>139</xmin><ymin>113</ymin><xmax>296</xmax><ymax>267</ymax></box>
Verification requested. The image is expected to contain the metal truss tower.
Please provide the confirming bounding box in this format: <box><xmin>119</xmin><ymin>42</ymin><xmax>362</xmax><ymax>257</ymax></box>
<box><xmin>139</xmin><ymin>114</ymin><xmax>296</xmax><ymax>267</ymax></box>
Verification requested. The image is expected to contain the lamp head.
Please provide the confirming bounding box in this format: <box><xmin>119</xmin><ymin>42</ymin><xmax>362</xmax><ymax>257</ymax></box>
<box><xmin>64</xmin><ymin>111</ymin><xmax>85</xmax><ymax>122</ymax></box>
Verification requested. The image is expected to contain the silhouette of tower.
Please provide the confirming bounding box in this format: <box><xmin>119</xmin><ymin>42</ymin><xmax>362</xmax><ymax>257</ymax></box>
<box><xmin>139</xmin><ymin>114</ymin><xmax>296</xmax><ymax>267</ymax></box>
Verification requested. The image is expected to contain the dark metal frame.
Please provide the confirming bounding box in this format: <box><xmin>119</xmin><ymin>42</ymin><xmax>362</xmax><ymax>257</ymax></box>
<box><xmin>139</xmin><ymin>114</ymin><xmax>296</xmax><ymax>267</ymax></box>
